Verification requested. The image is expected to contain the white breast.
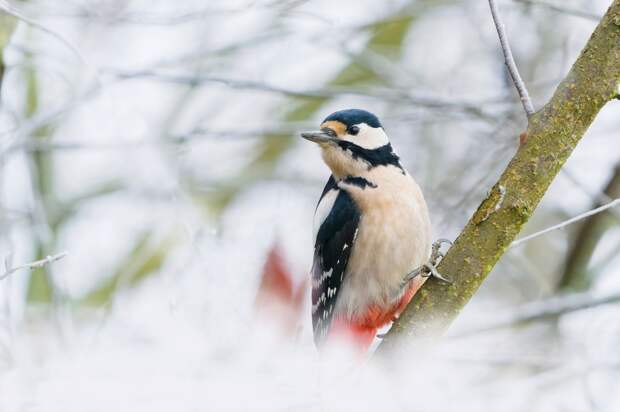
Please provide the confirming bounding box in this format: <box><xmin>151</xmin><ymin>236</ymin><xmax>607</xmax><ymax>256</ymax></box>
<box><xmin>333</xmin><ymin>167</ymin><xmax>431</xmax><ymax>320</ymax></box>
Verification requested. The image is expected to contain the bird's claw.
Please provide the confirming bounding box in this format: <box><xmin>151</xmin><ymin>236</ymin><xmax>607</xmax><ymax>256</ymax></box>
<box><xmin>421</xmin><ymin>262</ymin><xmax>453</xmax><ymax>284</ymax></box>
<box><xmin>402</xmin><ymin>239</ymin><xmax>453</xmax><ymax>285</ymax></box>
<box><xmin>431</xmin><ymin>239</ymin><xmax>452</xmax><ymax>260</ymax></box>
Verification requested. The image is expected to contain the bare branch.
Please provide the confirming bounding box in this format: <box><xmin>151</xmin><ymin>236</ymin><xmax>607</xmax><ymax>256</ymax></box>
<box><xmin>3</xmin><ymin>124</ymin><xmax>312</xmax><ymax>154</ymax></box>
<box><xmin>0</xmin><ymin>0</ymin><xmax>84</xmax><ymax>65</ymax></box>
<box><xmin>1</xmin><ymin>252</ymin><xmax>68</xmax><ymax>280</ymax></box>
<box><xmin>561</xmin><ymin>167</ymin><xmax>620</xmax><ymax>219</ymax></box>
<box><xmin>104</xmin><ymin>68</ymin><xmax>498</xmax><ymax>118</ymax></box>
<box><xmin>510</xmin><ymin>198</ymin><xmax>620</xmax><ymax>248</ymax></box>
<box><xmin>454</xmin><ymin>289</ymin><xmax>620</xmax><ymax>337</ymax></box>
<box><xmin>0</xmin><ymin>81</ymin><xmax>101</xmax><ymax>154</ymax></box>
<box><xmin>0</xmin><ymin>10</ymin><xmax>17</xmax><ymax>94</ymax></box>
<box><xmin>514</xmin><ymin>0</ymin><xmax>602</xmax><ymax>21</ymax></box>
<box><xmin>488</xmin><ymin>0</ymin><xmax>535</xmax><ymax>117</ymax></box>
<box><xmin>558</xmin><ymin>165</ymin><xmax>620</xmax><ymax>290</ymax></box>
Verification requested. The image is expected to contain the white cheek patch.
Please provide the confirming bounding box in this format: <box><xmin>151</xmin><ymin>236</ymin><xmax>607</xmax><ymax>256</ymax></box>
<box><xmin>313</xmin><ymin>189</ymin><xmax>339</xmax><ymax>240</ymax></box>
<box><xmin>340</xmin><ymin>123</ymin><xmax>389</xmax><ymax>149</ymax></box>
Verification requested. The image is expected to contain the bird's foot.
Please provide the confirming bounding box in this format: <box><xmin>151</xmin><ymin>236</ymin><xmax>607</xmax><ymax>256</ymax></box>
<box><xmin>402</xmin><ymin>239</ymin><xmax>453</xmax><ymax>285</ymax></box>
<box><xmin>420</xmin><ymin>262</ymin><xmax>452</xmax><ymax>283</ymax></box>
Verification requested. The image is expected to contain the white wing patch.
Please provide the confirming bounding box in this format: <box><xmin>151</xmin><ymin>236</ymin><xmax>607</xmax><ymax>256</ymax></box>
<box><xmin>313</xmin><ymin>188</ymin><xmax>339</xmax><ymax>239</ymax></box>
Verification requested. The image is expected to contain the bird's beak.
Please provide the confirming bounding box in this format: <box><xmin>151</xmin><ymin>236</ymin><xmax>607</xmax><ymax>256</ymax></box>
<box><xmin>300</xmin><ymin>130</ymin><xmax>337</xmax><ymax>145</ymax></box>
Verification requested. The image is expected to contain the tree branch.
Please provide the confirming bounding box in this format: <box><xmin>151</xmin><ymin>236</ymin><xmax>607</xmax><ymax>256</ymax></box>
<box><xmin>452</xmin><ymin>288</ymin><xmax>620</xmax><ymax>337</ymax></box>
<box><xmin>0</xmin><ymin>0</ymin><xmax>84</xmax><ymax>64</ymax></box>
<box><xmin>488</xmin><ymin>0</ymin><xmax>535</xmax><ymax>117</ymax></box>
<box><xmin>557</xmin><ymin>164</ymin><xmax>620</xmax><ymax>291</ymax></box>
<box><xmin>510</xmin><ymin>197</ymin><xmax>620</xmax><ymax>248</ymax></box>
<box><xmin>0</xmin><ymin>9</ymin><xmax>17</xmax><ymax>94</ymax></box>
<box><xmin>377</xmin><ymin>1</ymin><xmax>620</xmax><ymax>355</ymax></box>
<box><xmin>1</xmin><ymin>252</ymin><xmax>68</xmax><ymax>280</ymax></box>
<box><xmin>105</xmin><ymin>68</ymin><xmax>495</xmax><ymax>117</ymax></box>
<box><xmin>514</xmin><ymin>0</ymin><xmax>602</xmax><ymax>22</ymax></box>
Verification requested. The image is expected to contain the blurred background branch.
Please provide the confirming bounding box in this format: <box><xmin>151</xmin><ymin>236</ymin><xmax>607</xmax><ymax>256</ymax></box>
<box><xmin>0</xmin><ymin>8</ymin><xmax>17</xmax><ymax>94</ymax></box>
<box><xmin>558</xmin><ymin>164</ymin><xmax>620</xmax><ymax>291</ymax></box>
<box><xmin>454</xmin><ymin>288</ymin><xmax>620</xmax><ymax>337</ymax></box>
<box><xmin>510</xmin><ymin>196</ymin><xmax>620</xmax><ymax>248</ymax></box>
<box><xmin>513</xmin><ymin>0</ymin><xmax>603</xmax><ymax>21</ymax></box>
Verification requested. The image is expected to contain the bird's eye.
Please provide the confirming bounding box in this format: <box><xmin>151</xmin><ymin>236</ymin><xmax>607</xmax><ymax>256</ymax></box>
<box><xmin>348</xmin><ymin>125</ymin><xmax>360</xmax><ymax>135</ymax></box>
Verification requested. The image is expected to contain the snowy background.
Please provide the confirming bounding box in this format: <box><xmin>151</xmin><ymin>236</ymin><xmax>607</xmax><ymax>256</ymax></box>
<box><xmin>0</xmin><ymin>0</ymin><xmax>619</xmax><ymax>410</ymax></box>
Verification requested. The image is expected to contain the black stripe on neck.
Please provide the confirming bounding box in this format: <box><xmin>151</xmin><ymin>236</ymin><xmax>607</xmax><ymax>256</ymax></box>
<box><xmin>336</xmin><ymin>141</ymin><xmax>403</xmax><ymax>171</ymax></box>
<box><xmin>342</xmin><ymin>176</ymin><xmax>377</xmax><ymax>189</ymax></box>
<box><xmin>319</xmin><ymin>175</ymin><xmax>337</xmax><ymax>202</ymax></box>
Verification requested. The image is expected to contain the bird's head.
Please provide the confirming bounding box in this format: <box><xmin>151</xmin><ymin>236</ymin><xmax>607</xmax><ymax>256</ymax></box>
<box><xmin>301</xmin><ymin>109</ymin><xmax>401</xmax><ymax>178</ymax></box>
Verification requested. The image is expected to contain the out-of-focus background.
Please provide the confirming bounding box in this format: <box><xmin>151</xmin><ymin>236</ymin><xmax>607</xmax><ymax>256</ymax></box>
<box><xmin>0</xmin><ymin>0</ymin><xmax>619</xmax><ymax>410</ymax></box>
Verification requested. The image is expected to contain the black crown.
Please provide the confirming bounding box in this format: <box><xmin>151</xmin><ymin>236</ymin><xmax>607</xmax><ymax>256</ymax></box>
<box><xmin>323</xmin><ymin>109</ymin><xmax>382</xmax><ymax>128</ymax></box>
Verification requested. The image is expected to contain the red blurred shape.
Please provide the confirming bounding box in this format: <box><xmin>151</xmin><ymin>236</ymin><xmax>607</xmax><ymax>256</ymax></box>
<box><xmin>254</xmin><ymin>243</ymin><xmax>306</xmax><ymax>337</ymax></box>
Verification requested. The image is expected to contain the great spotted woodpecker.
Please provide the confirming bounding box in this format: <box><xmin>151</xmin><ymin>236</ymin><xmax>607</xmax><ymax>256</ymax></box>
<box><xmin>302</xmin><ymin>109</ymin><xmax>446</xmax><ymax>352</ymax></box>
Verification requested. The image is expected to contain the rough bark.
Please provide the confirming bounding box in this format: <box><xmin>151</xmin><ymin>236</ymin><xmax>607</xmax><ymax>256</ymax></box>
<box><xmin>378</xmin><ymin>1</ymin><xmax>620</xmax><ymax>354</ymax></box>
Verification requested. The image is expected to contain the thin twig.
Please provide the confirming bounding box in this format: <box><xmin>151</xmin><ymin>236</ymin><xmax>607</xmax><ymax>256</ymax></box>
<box><xmin>560</xmin><ymin>167</ymin><xmax>620</xmax><ymax>219</ymax></box>
<box><xmin>0</xmin><ymin>0</ymin><xmax>84</xmax><ymax>65</ymax></box>
<box><xmin>488</xmin><ymin>0</ymin><xmax>535</xmax><ymax>117</ymax></box>
<box><xmin>3</xmin><ymin>123</ymin><xmax>317</xmax><ymax>154</ymax></box>
<box><xmin>558</xmin><ymin>165</ymin><xmax>620</xmax><ymax>290</ymax></box>
<box><xmin>510</xmin><ymin>198</ymin><xmax>620</xmax><ymax>248</ymax></box>
<box><xmin>104</xmin><ymin>68</ymin><xmax>497</xmax><ymax>116</ymax></box>
<box><xmin>513</xmin><ymin>0</ymin><xmax>602</xmax><ymax>21</ymax></box>
<box><xmin>452</xmin><ymin>289</ymin><xmax>620</xmax><ymax>337</ymax></box>
<box><xmin>1</xmin><ymin>252</ymin><xmax>68</xmax><ymax>280</ymax></box>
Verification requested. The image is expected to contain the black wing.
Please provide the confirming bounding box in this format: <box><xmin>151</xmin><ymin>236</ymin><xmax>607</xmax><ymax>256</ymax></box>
<box><xmin>312</xmin><ymin>177</ymin><xmax>360</xmax><ymax>347</ymax></box>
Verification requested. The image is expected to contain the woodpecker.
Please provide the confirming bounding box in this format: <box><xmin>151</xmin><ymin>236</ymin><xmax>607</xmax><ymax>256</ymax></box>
<box><xmin>302</xmin><ymin>109</ymin><xmax>444</xmax><ymax>351</ymax></box>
